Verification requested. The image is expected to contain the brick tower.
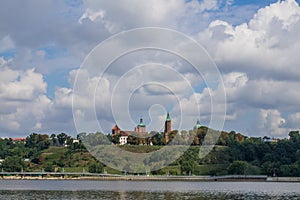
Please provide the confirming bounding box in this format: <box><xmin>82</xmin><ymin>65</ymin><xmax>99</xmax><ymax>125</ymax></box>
<box><xmin>164</xmin><ymin>112</ymin><xmax>171</xmax><ymax>143</ymax></box>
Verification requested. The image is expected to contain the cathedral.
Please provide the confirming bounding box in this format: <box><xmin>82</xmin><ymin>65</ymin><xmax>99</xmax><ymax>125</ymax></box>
<box><xmin>111</xmin><ymin>113</ymin><xmax>172</xmax><ymax>145</ymax></box>
<box><xmin>111</xmin><ymin>113</ymin><xmax>203</xmax><ymax>145</ymax></box>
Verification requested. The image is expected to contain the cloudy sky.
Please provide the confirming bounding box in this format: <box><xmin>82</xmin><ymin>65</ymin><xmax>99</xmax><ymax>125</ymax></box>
<box><xmin>1</xmin><ymin>0</ymin><xmax>300</xmax><ymax>138</ymax></box>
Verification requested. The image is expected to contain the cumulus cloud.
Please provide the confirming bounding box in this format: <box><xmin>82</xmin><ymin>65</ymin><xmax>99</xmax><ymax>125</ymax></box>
<box><xmin>259</xmin><ymin>109</ymin><xmax>287</xmax><ymax>137</ymax></box>
<box><xmin>0</xmin><ymin>68</ymin><xmax>46</xmax><ymax>101</ymax></box>
<box><xmin>1</xmin><ymin>0</ymin><xmax>300</xmax><ymax>138</ymax></box>
<box><xmin>286</xmin><ymin>112</ymin><xmax>300</xmax><ymax>129</ymax></box>
<box><xmin>0</xmin><ymin>61</ymin><xmax>52</xmax><ymax>135</ymax></box>
<box><xmin>195</xmin><ymin>0</ymin><xmax>300</xmax><ymax>136</ymax></box>
<box><xmin>80</xmin><ymin>0</ymin><xmax>185</xmax><ymax>30</ymax></box>
<box><xmin>0</xmin><ymin>58</ymin><xmax>75</xmax><ymax>136</ymax></box>
<box><xmin>199</xmin><ymin>0</ymin><xmax>300</xmax><ymax>81</ymax></box>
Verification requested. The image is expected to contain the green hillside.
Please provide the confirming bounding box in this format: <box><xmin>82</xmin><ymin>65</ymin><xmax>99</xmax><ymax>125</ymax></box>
<box><xmin>1</xmin><ymin>129</ymin><xmax>300</xmax><ymax>177</ymax></box>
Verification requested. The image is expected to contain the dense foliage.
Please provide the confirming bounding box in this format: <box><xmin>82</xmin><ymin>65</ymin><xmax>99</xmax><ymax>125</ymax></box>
<box><xmin>0</xmin><ymin>129</ymin><xmax>300</xmax><ymax>176</ymax></box>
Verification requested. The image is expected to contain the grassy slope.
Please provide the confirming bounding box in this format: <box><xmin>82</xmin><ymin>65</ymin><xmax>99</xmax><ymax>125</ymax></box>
<box><xmin>34</xmin><ymin>145</ymin><xmax>261</xmax><ymax>175</ymax></box>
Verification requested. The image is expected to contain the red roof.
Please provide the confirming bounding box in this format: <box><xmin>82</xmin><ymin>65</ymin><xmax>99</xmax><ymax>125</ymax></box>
<box><xmin>112</xmin><ymin>124</ymin><xmax>120</xmax><ymax>130</ymax></box>
<box><xmin>120</xmin><ymin>131</ymin><xmax>133</xmax><ymax>136</ymax></box>
<box><xmin>12</xmin><ymin>138</ymin><xmax>26</xmax><ymax>141</ymax></box>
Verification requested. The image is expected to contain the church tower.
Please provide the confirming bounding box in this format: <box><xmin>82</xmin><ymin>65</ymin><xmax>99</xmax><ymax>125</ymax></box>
<box><xmin>164</xmin><ymin>112</ymin><xmax>171</xmax><ymax>143</ymax></box>
<box><xmin>135</xmin><ymin>116</ymin><xmax>146</xmax><ymax>133</ymax></box>
<box><xmin>194</xmin><ymin>119</ymin><xmax>201</xmax><ymax>130</ymax></box>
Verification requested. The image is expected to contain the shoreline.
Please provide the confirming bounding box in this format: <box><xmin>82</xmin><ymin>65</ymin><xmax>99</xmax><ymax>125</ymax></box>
<box><xmin>1</xmin><ymin>175</ymin><xmax>300</xmax><ymax>182</ymax></box>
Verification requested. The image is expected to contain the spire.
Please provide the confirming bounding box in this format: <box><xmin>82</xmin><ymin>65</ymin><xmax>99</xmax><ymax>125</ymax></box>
<box><xmin>166</xmin><ymin>112</ymin><xmax>171</xmax><ymax>121</ymax></box>
<box><xmin>140</xmin><ymin>116</ymin><xmax>143</xmax><ymax>124</ymax></box>
<box><xmin>194</xmin><ymin>119</ymin><xmax>201</xmax><ymax>129</ymax></box>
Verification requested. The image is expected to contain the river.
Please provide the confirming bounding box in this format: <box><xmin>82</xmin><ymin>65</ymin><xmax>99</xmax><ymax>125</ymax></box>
<box><xmin>0</xmin><ymin>180</ymin><xmax>300</xmax><ymax>199</ymax></box>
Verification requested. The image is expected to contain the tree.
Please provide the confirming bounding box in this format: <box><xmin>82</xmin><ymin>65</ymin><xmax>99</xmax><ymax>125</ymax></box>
<box><xmin>151</xmin><ymin>133</ymin><xmax>165</xmax><ymax>145</ymax></box>
<box><xmin>50</xmin><ymin>134</ymin><xmax>57</xmax><ymax>146</ymax></box>
<box><xmin>218</xmin><ymin>131</ymin><xmax>229</xmax><ymax>146</ymax></box>
<box><xmin>1</xmin><ymin>156</ymin><xmax>25</xmax><ymax>172</ymax></box>
<box><xmin>57</xmin><ymin>133</ymin><xmax>68</xmax><ymax>146</ymax></box>
<box><xmin>228</xmin><ymin>160</ymin><xmax>248</xmax><ymax>175</ymax></box>
<box><xmin>168</xmin><ymin>130</ymin><xmax>178</xmax><ymax>143</ymax></box>
<box><xmin>25</xmin><ymin>133</ymin><xmax>50</xmax><ymax>150</ymax></box>
<box><xmin>88</xmin><ymin>162</ymin><xmax>103</xmax><ymax>173</ymax></box>
<box><xmin>289</xmin><ymin>131</ymin><xmax>300</xmax><ymax>143</ymax></box>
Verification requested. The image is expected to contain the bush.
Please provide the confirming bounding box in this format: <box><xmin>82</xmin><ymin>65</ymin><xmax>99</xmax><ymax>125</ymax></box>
<box><xmin>228</xmin><ymin>160</ymin><xmax>248</xmax><ymax>175</ymax></box>
<box><xmin>88</xmin><ymin>162</ymin><xmax>103</xmax><ymax>173</ymax></box>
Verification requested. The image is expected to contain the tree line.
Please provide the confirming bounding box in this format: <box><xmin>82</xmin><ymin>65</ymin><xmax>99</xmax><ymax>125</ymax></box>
<box><xmin>1</xmin><ymin>128</ymin><xmax>300</xmax><ymax>176</ymax></box>
<box><xmin>86</xmin><ymin>127</ymin><xmax>300</xmax><ymax>176</ymax></box>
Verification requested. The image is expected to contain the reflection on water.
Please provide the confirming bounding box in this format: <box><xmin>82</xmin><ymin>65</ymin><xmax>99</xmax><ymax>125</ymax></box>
<box><xmin>0</xmin><ymin>180</ymin><xmax>300</xmax><ymax>200</ymax></box>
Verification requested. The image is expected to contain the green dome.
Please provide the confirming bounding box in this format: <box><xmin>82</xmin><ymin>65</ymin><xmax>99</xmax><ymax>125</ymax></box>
<box><xmin>138</xmin><ymin>117</ymin><xmax>146</xmax><ymax>127</ymax></box>
<box><xmin>194</xmin><ymin>119</ymin><xmax>201</xmax><ymax>129</ymax></box>
<box><xmin>166</xmin><ymin>112</ymin><xmax>171</xmax><ymax>121</ymax></box>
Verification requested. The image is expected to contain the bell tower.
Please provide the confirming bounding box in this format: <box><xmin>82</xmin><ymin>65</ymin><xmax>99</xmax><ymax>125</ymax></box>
<box><xmin>135</xmin><ymin>116</ymin><xmax>146</xmax><ymax>133</ymax></box>
<box><xmin>164</xmin><ymin>112</ymin><xmax>171</xmax><ymax>143</ymax></box>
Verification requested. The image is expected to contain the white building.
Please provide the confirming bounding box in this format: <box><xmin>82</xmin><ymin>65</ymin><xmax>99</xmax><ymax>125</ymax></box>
<box><xmin>119</xmin><ymin>135</ymin><xmax>128</xmax><ymax>145</ymax></box>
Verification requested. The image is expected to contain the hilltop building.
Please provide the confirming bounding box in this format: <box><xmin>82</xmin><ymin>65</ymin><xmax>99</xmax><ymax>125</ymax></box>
<box><xmin>164</xmin><ymin>112</ymin><xmax>172</xmax><ymax>143</ymax></box>
<box><xmin>111</xmin><ymin>113</ymin><xmax>176</xmax><ymax>145</ymax></box>
<box><xmin>112</xmin><ymin>124</ymin><xmax>121</xmax><ymax>135</ymax></box>
<box><xmin>119</xmin><ymin>133</ymin><xmax>129</xmax><ymax>145</ymax></box>
<box><xmin>134</xmin><ymin>117</ymin><xmax>146</xmax><ymax>133</ymax></box>
<box><xmin>112</xmin><ymin>117</ymin><xmax>147</xmax><ymax>145</ymax></box>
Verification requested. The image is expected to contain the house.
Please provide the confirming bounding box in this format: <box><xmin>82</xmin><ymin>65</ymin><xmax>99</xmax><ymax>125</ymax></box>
<box><xmin>119</xmin><ymin>133</ymin><xmax>129</xmax><ymax>145</ymax></box>
<box><xmin>112</xmin><ymin>124</ymin><xmax>121</xmax><ymax>136</ymax></box>
<box><xmin>11</xmin><ymin>138</ymin><xmax>26</xmax><ymax>144</ymax></box>
<box><xmin>72</xmin><ymin>139</ymin><xmax>80</xmax><ymax>143</ymax></box>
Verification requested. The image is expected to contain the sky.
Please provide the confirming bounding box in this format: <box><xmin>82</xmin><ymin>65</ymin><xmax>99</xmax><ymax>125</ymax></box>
<box><xmin>0</xmin><ymin>0</ymin><xmax>300</xmax><ymax>138</ymax></box>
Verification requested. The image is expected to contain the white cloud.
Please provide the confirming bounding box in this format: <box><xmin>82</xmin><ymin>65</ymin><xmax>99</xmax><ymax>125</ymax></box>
<box><xmin>78</xmin><ymin>8</ymin><xmax>116</xmax><ymax>33</ymax></box>
<box><xmin>186</xmin><ymin>0</ymin><xmax>218</xmax><ymax>13</ymax></box>
<box><xmin>249</xmin><ymin>0</ymin><xmax>300</xmax><ymax>31</ymax></box>
<box><xmin>79</xmin><ymin>8</ymin><xmax>106</xmax><ymax>24</ymax></box>
<box><xmin>80</xmin><ymin>0</ymin><xmax>223</xmax><ymax>33</ymax></box>
<box><xmin>286</xmin><ymin>112</ymin><xmax>300</xmax><ymax>129</ymax></box>
<box><xmin>199</xmin><ymin>0</ymin><xmax>300</xmax><ymax>80</ymax></box>
<box><xmin>192</xmin><ymin>0</ymin><xmax>300</xmax><ymax>136</ymax></box>
<box><xmin>54</xmin><ymin>88</ymin><xmax>72</xmax><ymax>108</ymax></box>
<box><xmin>259</xmin><ymin>109</ymin><xmax>287</xmax><ymax>137</ymax></box>
<box><xmin>0</xmin><ymin>68</ymin><xmax>46</xmax><ymax>101</ymax></box>
<box><xmin>0</xmin><ymin>66</ymin><xmax>53</xmax><ymax>135</ymax></box>
<box><xmin>80</xmin><ymin>0</ymin><xmax>186</xmax><ymax>32</ymax></box>
<box><xmin>0</xmin><ymin>61</ymin><xmax>76</xmax><ymax>136</ymax></box>
<box><xmin>0</xmin><ymin>0</ymin><xmax>300</xmax><ymax>138</ymax></box>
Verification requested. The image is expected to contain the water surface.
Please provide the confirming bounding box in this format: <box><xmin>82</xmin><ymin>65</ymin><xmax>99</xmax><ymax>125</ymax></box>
<box><xmin>0</xmin><ymin>180</ymin><xmax>299</xmax><ymax>199</ymax></box>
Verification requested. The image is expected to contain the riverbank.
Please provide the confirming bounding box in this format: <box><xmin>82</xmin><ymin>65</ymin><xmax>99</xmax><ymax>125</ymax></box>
<box><xmin>267</xmin><ymin>177</ymin><xmax>300</xmax><ymax>182</ymax></box>
<box><xmin>2</xmin><ymin>174</ymin><xmax>300</xmax><ymax>182</ymax></box>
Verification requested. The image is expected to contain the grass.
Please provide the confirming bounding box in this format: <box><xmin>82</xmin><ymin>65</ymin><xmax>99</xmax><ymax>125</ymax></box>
<box><xmin>119</xmin><ymin>145</ymin><xmax>162</xmax><ymax>153</ymax></box>
<box><xmin>31</xmin><ymin>145</ymin><xmax>237</xmax><ymax>175</ymax></box>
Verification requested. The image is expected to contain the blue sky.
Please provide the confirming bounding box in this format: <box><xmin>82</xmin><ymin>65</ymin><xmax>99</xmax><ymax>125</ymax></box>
<box><xmin>0</xmin><ymin>0</ymin><xmax>300</xmax><ymax>138</ymax></box>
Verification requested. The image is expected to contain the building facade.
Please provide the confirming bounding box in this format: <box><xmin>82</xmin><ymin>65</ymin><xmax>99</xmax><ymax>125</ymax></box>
<box><xmin>111</xmin><ymin>124</ymin><xmax>121</xmax><ymax>136</ymax></box>
<box><xmin>134</xmin><ymin>117</ymin><xmax>146</xmax><ymax>133</ymax></box>
<box><xmin>119</xmin><ymin>135</ymin><xmax>128</xmax><ymax>145</ymax></box>
<box><xmin>112</xmin><ymin>117</ymin><xmax>147</xmax><ymax>145</ymax></box>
